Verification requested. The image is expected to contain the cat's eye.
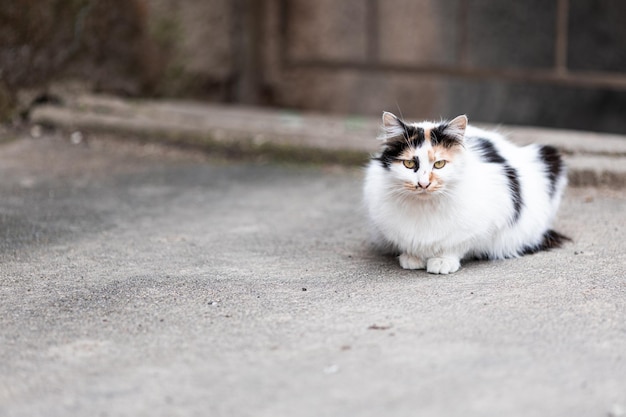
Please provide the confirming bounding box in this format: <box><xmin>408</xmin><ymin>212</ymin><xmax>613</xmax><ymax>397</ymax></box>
<box><xmin>402</xmin><ymin>160</ymin><xmax>416</xmax><ymax>169</ymax></box>
<box><xmin>433</xmin><ymin>160</ymin><xmax>446</xmax><ymax>169</ymax></box>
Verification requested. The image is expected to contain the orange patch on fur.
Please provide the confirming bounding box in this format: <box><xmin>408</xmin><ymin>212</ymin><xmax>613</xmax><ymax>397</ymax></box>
<box><xmin>423</xmin><ymin>128</ymin><xmax>432</xmax><ymax>145</ymax></box>
<box><xmin>429</xmin><ymin>171</ymin><xmax>439</xmax><ymax>186</ymax></box>
<box><xmin>432</xmin><ymin>143</ymin><xmax>462</xmax><ymax>162</ymax></box>
<box><xmin>427</xmin><ymin>143</ymin><xmax>463</xmax><ymax>193</ymax></box>
<box><xmin>425</xmin><ymin>170</ymin><xmax>437</xmax><ymax>190</ymax></box>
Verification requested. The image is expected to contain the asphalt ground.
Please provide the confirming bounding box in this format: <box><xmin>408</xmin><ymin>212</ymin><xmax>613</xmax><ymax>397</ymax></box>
<box><xmin>0</xmin><ymin>130</ymin><xmax>625</xmax><ymax>417</ymax></box>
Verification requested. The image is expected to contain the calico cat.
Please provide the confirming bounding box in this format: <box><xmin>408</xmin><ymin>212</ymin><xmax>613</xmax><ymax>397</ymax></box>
<box><xmin>364</xmin><ymin>112</ymin><xmax>569</xmax><ymax>274</ymax></box>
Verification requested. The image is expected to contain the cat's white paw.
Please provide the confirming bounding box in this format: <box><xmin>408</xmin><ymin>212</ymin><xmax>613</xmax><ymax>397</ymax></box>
<box><xmin>426</xmin><ymin>257</ymin><xmax>460</xmax><ymax>274</ymax></box>
<box><xmin>399</xmin><ymin>254</ymin><xmax>426</xmax><ymax>270</ymax></box>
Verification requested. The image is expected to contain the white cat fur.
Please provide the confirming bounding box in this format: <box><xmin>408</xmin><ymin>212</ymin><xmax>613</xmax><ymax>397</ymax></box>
<box><xmin>364</xmin><ymin>113</ymin><xmax>568</xmax><ymax>274</ymax></box>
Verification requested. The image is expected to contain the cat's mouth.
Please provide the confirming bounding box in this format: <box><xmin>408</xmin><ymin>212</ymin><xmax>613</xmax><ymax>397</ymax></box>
<box><xmin>403</xmin><ymin>182</ymin><xmax>432</xmax><ymax>195</ymax></box>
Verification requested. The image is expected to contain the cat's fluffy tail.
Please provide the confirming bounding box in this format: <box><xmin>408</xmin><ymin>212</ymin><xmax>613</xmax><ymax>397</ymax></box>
<box><xmin>522</xmin><ymin>229</ymin><xmax>571</xmax><ymax>255</ymax></box>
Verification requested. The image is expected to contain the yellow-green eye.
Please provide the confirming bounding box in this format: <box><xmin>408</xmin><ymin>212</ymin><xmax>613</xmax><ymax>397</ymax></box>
<box><xmin>402</xmin><ymin>159</ymin><xmax>416</xmax><ymax>169</ymax></box>
<box><xmin>433</xmin><ymin>160</ymin><xmax>446</xmax><ymax>169</ymax></box>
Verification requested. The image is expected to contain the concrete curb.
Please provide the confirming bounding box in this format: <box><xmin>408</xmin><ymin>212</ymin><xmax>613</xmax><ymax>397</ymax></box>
<box><xmin>29</xmin><ymin>93</ymin><xmax>626</xmax><ymax>188</ymax></box>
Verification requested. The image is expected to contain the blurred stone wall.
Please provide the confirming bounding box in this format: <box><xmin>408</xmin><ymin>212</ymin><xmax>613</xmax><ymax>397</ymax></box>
<box><xmin>0</xmin><ymin>0</ymin><xmax>160</xmax><ymax>118</ymax></box>
<box><xmin>3</xmin><ymin>0</ymin><xmax>626</xmax><ymax>134</ymax></box>
<box><xmin>260</xmin><ymin>0</ymin><xmax>626</xmax><ymax>133</ymax></box>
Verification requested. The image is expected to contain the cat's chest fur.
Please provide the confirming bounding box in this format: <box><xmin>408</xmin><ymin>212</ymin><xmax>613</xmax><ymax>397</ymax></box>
<box><xmin>364</xmin><ymin>157</ymin><xmax>512</xmax><ymax>255</ymax></box>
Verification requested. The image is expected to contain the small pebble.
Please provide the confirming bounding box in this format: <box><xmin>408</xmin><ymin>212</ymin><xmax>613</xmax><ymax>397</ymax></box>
<box><xmin>30</xmin><ymin>125</ymin><xmax>42</xmax><ymax>138</ymax></box>
<box><xmin>368</xmin><ymin>324</ymin><xmax>391</xmax><ymax>330</ymax></box>
<box><xmin>70</xmin><ymin>131</ymin><xmax>83</xmax><ymax>144</ymax></box>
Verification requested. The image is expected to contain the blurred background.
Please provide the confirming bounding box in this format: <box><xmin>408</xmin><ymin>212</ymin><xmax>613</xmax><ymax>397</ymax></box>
<box><xmin>2</xmin><ymin>0</ymin><xmax>626</xmax><ymax>134</ymax></box>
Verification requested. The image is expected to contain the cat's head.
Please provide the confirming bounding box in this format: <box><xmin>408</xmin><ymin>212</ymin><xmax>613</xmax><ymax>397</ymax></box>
<box><xmin>375</xmin><ymin>112</ymin><xmax>468</xmax><ymax>196</ymax></box>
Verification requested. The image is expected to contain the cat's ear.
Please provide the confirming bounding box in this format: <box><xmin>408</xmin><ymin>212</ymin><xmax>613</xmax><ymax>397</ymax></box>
<box><xmin>382</xmin><ymin>111</ymin><xmax>401</xmax><ymax>128</ymax></box>
<box><xmin>380</xmin><ymin>111</ymin><xmax>407</xmax><ymax>141</ymax></box>
<box><xmin>445</xmin><ymin>115</ymin><xmax>468</xmax><ymax>140</ymax></box>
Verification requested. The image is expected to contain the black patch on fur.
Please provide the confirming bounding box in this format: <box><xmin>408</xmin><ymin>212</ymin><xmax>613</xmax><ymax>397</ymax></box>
<box><xmin>473</xmin><ymin>138</ymin><xmax>505</xmax><ymax>164</ymax></box>
<box><xmin>521</xmin><ymin>229</ymin><xmax>571</xmax><ymax>255</ymax></box>
<box><xmin>375</xmin><ymin>127</ymin><xmax>425</xmax><ymax>169</ymax></box>
<box><xmin>503</xmin><ymin>165</ymin><xmax>522</xmax><ymax>223</ymax></box>
<box><xmin>402</xmin><ymin>123</ymin><xmax>422</xmax><ymax>145</ymax></box>
<box><xmin>430</xmin><ymin>123</ymin><xmax>463</xmax><ymax>148</ymax></box>
<box><xmin>472</xmin><ymin>138</ymin><xmax>522</xmax><ymax>223</ymax></box>
<box><xmin>538</xmin><ymin>145</ymin><xmax>564</xmax><ymax>197</ymax></box>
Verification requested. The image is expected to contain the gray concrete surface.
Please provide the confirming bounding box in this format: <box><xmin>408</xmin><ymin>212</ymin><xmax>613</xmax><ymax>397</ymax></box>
<box><xmin>0</xmin><ymin>130</ymin><xmax>625</xmax><ymax>417</ymax></box>
<box><xmin>29</xmin><ymin>92</ymin><xmax>626</xmax><ymax>188</ymax></box>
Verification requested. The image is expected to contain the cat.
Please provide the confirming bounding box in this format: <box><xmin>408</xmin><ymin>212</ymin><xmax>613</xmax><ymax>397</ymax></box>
<box><xmin>363</xmin><ymin>112</ymin><xmax>569</xmax><ymax>274</ymax></box>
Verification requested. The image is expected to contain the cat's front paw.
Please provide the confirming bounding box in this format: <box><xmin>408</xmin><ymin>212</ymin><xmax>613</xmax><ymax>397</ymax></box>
<box><xmin>426</xmin><ymin>257</ymin><xmax>461</xmax><ymax>274</ymax></box>
<box><xmin>399</xmin><ymin>254</ymin><xmax>426</xmax><ymax>270</ymax></box>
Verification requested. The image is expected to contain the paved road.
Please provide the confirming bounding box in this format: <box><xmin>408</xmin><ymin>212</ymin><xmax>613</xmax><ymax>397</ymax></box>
<box><xmin>1</xmin><ymin>131</ymin><xmax>625</xmax><ymax>417</ymax></box>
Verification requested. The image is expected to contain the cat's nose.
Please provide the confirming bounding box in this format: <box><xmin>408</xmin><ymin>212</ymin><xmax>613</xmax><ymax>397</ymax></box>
<box><xmin>418</xmin><ymin>180</ymin><xmax>431</xmax><ymax>189</ymax></box>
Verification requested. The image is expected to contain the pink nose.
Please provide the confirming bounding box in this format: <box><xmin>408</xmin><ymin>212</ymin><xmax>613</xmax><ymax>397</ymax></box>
<box><xmin>418</xmin><ymin>180</ymin><xmax>431</xmax><ymax>189</ymax></box>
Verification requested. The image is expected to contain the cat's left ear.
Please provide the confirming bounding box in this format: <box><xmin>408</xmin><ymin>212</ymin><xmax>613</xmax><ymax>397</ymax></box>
<box><xmin>380</xmin><ymin>111</ymin><xmax>408</xmax><ymax>141</ymax></box>
<box><xmin>445</xmin><ymin>115</ymin><xmax>468</xmax><ymax>141</ymax></box>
